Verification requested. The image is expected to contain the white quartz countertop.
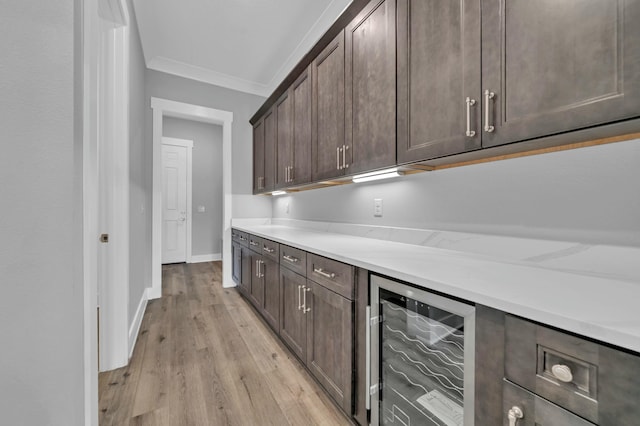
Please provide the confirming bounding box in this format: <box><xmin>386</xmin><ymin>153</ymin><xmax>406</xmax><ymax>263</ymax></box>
<box><xmin>232</xmin><ymin>221</ymin><xmax>640</xmax><ymax>354</ymax></box>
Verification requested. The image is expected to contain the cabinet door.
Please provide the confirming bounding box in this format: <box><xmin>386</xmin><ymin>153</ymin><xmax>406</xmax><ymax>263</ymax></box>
<box><xmin>241</xmin><ymin>247</ymin><xmax>251</xmax><ymax>295</ymax></box>
<box><xmin>305</xmin><ymin>280</ymin><xmax>353</xmax><ymax>414</ymax></box>
<box><xmin>232</xmin><ymin>242</ymin><xmax>242</xmax><ymax>285</ymax></box>
<box><xmin>249</xmin><ymin>254</ymin><xmax>265</xmax><ymax>310</ymax></box>
<box><xmin>291</xmin><ymin>67</ymin><xmax>312</xmax><ymax>185</ymax></box>
<box><xmin>345</xmin><ymin>0</ymin><xmax>397</xmax><ymax>174</ymax></box>
<box><xmin>262</xmin><ymin>258</ymin><xmax>280</xmax><ymax>331</ymax></box>
<box><xmin>275</xmin><ymin>91</ymin><xmax>292</xmax><ymax>189</ymax></box>
<box><xmin>482</xmin><ymin>0</ymin><xmax>640</xmax><ymax>148</ymax></box>
<box><xmin>279</xmin><ymin>267</ymin><xmax>307</xmax><ymax>361</ymax></box>
<box><xmin>263</xmin><ymin>108</ymin><xmax>277</xmax><ymax>192</ymax></box>
<box><xmin>253</xmin><ymin>119</ymin><xmax>265</xmax><ymax>194</ymax></box>
<box><xmin>312</xmin><ymin>30</ymin><xmax>346</xmax><ymax>181</ymax></box>
<box><xmin>397</xmin><ymin>0</ymin><xmax>482</xmax><ymax>163</ymax></box>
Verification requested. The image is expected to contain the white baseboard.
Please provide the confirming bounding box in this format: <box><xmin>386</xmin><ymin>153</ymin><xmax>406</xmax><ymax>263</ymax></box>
<box><xmin>189</xmin><ymin>253</ymin><xmax>221</xmax><ymax>263</ymax></box>
<box><xmin>128</xmin><ymin>289</ymin><xmax>149</xmax><ymax>359</ymax></box>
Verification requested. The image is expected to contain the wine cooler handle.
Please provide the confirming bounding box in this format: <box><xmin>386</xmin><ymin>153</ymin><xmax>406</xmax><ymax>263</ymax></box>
<box><xmin>508</xmin><ymin>406</ymin><xmax>524</xmax><ymax>426</ymax></box>
<box><xmin>365</xmin><ymin>305</ymin><xmax>371</xmax><ymax>411</ymax></box>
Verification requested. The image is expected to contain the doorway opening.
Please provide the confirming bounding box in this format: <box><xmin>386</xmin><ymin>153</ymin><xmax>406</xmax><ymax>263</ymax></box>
<box><xmin>150</xmin><ymin>98</ymin><xmax>234</xmax><ymax>301</ymax></box>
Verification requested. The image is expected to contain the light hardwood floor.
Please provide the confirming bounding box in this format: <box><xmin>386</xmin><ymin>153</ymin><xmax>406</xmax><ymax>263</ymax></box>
<box><xmin>99</xmin><ymin>261</ymin><xmax>352</xmax><ymax>425</ymax></box>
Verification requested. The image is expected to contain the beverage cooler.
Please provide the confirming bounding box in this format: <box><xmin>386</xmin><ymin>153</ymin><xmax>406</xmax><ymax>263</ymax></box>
<box><xmin>367</xmin><ymin>275</ymin><xmax>476</xmax><ymax>426</ymax></box>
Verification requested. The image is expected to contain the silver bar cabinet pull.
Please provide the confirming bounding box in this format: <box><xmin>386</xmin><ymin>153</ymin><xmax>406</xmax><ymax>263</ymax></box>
<box><xmin>255</xmin><ymin>260</ymin><xmax>259</xmax><ymax>277</ymax></box>
<box><xmin>304</xmin><ymin>287</ymin><xmax>311</xmax><ymax>313</ymax></box>
<box><xmin>508</xmin><ymin>406</ymin><xmax>523</xmax><ymax>426</ymax></box>
<box><xmin>283</xmin><ymin>254</ymin><xmax>299</xmax><ymax>263</ymax></box>
<box><xmin>337</xmin><ymin>147</ymin><xmax>341</xmax><ymax>170</ymax></box>
<box><xmin>297</xmin><ymin>285</ymin><xmax>303</xmax><ymax>310</ymax></box>
<box><xmin>465</xmin><ymin>97</ymin><xmax>476</xmax><ymax>137</ymax></box>
<box><xmin>484</xmin><ymin>90</ymin><xmax>495</xmax><ymax>132</ymax></box>
<box><xmin>342</xmin><ymin>145</ymin><xmax>349</xmax><ymax>169</ymax></box>
<box><xmin>289</xmin><ymin>165</ymin><xmax>294</xmax><ymax>182</ymax></box>
<box><xmin>365</xmin><ymin>305</ymin><xmax>371</xmax><ymax>410</ymax></box>
<box><xmin>313</xmin><ymin>267</ymin><xmax>335</xmax><ymax>279</ymax></box>
<box><xmin>263</xmin><ymin>246</ymin><xmax>275</xmax><ymax>254</ymax></box>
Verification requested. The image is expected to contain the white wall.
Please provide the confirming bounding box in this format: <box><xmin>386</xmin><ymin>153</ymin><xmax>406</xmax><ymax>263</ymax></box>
<box><xmin>0</xmin><ymin>0</ymin><xmax>85</xmax><ymax>424</ymax></box>
<box><xmin>273</xmin><ymin>139</ymin><xmax>640</xmax><ymax>247</ymax></box>
<box><xmin>145</xmin><ymin>70</ymin><xmax>272</xmax><ymax>222</ymax></box>
<box><xmin>163</xmin><ymin>117</ymin><xmax>224</xmax><ymax>256</ymax></box>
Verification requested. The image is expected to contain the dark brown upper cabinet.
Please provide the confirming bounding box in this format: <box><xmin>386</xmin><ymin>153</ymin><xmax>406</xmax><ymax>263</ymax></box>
<box><xmin>345</xmin><ymin>0</ymin><xmax>397</xmax><ymax>174</ymax></box>
<box><xmin>275</xmin><ymin>91</ymin><xmax>292</xmax><ymax>189</ymax></box>
<box><xmin>290</xmin><ymin>67</ymin><xmax>313</xmax><ymax>186</ymax></box>
<box><xmin>397</xmin><ymin>0</ymin><xmax>482</xmax><ymax>164</ymax></box>
<box><xmin>276</xmin><ymin>67</ymin><xmax>313</xmax><ymax>189</ymax></box>
<box><xmin>252</xmin><ymin>118</ymin><xmax>265</xmax><ymax>193</ymax></box>
<box><xmin>253</xmin><ymin>107</ymin><xmax>276</xmax><ymax>194</ymax></box>
<box><xmin>312</xmin><ymin>30</ymin><xmax>346</xmax><ymax>182</ymax></box>
<box><xmin>482</xmin><ymin>0</ymin><xmax>640</xmax><ymax>148</ymax></box>
<box><xmin>263</xmin><ymin>108</ymin><xmax>277</xmax><ymax>192</ymax></box>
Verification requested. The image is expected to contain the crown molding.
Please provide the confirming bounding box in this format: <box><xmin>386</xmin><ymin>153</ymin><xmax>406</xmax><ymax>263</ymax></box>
<box><xmin>265</xmin><ymin>0</ymin><xmax>351</xmax><ymax>90</ymax></box>
<box><xmin>147</xmin><ymin>56</ymin><xmax>271</xmax><ymax>97</ymax></box>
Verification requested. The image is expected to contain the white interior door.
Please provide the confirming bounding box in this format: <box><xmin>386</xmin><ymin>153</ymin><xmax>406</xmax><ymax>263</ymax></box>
<box><xmin>162</xmin><ymin>141</ymin><xmax>191</xmax><ymax>263</ymax></box>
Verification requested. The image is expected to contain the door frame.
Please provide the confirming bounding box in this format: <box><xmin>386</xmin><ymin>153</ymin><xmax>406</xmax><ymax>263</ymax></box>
<box><xmin>83</xmin><ymin>0</ymin><xmax>130</xmax><ymax>423</ymax></box>
<box><xmin>161</xmin><ymin>137</ymin><xmax>194</xmax><ymax>264</ymax></box>
<box><xmin>150</xmin><ymin>98</ymin><xmax>234</xmax><ymax>300</ymax></box>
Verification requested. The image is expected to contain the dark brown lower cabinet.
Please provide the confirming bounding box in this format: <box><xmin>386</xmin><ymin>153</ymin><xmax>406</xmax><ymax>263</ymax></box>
<box><xmin>232</xmin><ymin>242</ymin><xmax>242</xmax><ymax>284</ymax></box>
<box><xmin>279</xmin><ymin>267</ymin><xmax>307</xmax><ymax>361</ymax></box>
<box><xmin>261</xmin><ymin>258</ymin><xmax>279</xmax><ymax>331</ymax></box>
<box><xmin>249</xmin><ymin>253</ymin><xmax>265</xmax><ymax>310</ymax></box>
<box><xmin>305</xmin><ymin>279</ymin><xmax>353</xmax><ymax>415</ymax></box>
<box><xmin>241</xmin><ymin>246</ymin><xmax>251</xmax><ymax>295</ymax></box>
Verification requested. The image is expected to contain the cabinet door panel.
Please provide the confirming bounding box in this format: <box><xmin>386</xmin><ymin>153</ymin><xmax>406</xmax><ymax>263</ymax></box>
<box><xmin>305</xmin><ymin>280</ymin><xmax>353</xmax><ymax>413</ymax></box>
<box><xmin>249</xmin><ymin>254</ymin><xmax>264</xmax><ymax>310</ymax></box>
<box><xmin>291</xmin><ymin>67</ymin><xmax>312</xmax><ymax>185</ymax></box>
<box><xmin>252</xmin><ymin>120</ymin><xmax>264</xmax><ymax>194</ymax></box>
<box><xmin>312</xmin><ymin>30</ymin><xmax>346</xmax><ymax>181</ymax></box>
<box><xmin>262</xmin><ymin>258</ymin><xmax>280</xmax><ymax>331</ymax></box>
<box><xmin>263</xmin><ymin>108</ymin><xmax>277</xmax><ymax>191</ymax></box>
<box><xmin>275</xmin><ymin>91</ymin><xmax>292</xmax><ymax>189</ymax></box>
<box><xmin>482</xmin><ymin>0</ymin><xmax>640</xmax><ymax>147</ymax></box>
<box><xmin>241</xmin><ymin>247</ymin><xmax>251</xmax><ymax>294</ymax></box>
<box><xmin>397</xmin><ymin>0</ymin><xmax>482</xmax><ymax>163</ymax></box>
<box><xmin>279</xmin><ymin>267</ymin><xmax>307</xmax><ymax>361</ymax></box>
<box><xmin>232</xmin><ymin>242</ymin><xmax>242</xmax><ymax>284</ymax></box>
<box><xmin>346</xmin><ymin>0</ymin><xmax>397</xmax><ymax>174</ymax></box>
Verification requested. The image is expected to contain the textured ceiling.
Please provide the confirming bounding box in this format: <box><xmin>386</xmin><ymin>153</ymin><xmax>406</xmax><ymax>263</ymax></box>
<box><xmin>132</xmin><ymin>0</ymin><xmax>352</xmax><ymax>96</ymax></box>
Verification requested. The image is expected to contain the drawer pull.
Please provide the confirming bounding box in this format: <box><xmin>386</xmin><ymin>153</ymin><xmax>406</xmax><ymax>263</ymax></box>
<box><xmin>239</xmin><ymin>236</ymin><xmax>247</xmax><ymax>241</ymax></box>
<box><xmin>262</xmin><ymin>246</ymin><xmax>275</xmax><ymax>254</ymax></box>
<box><xmin>313</xmin><ymin>267</ymin><xmax>336</xmax><ymax>279</ymax></box>
<box><xmin>298</xmin><ymin>285</ymin><xmax>303</xmax><ymax>311</ymax></box>
<box><xmin>551</xmin><ymin>364</ymin><xmax>574</xmax><ymax>383</ymax></box>
<box><xmin>250</xmin><ymin>241</ymin><xmax>259</xmax><ymax>246</ymax></box>
<box><xmin>507</xmin><ymin>406</ymin><xmax>523</xmax><ymax>426</ymax></box>
<box><xmin>283</xmin><ymin>254</ymin><xmax>299</xmax><ymax>263</ymax></box>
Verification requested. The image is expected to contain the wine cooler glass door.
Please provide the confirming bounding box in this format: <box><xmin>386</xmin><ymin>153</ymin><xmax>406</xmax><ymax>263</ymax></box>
<box><xmin>370</xmin><ymin>275</ymin><xmax>475</xmax><ymax>426</ymax></box>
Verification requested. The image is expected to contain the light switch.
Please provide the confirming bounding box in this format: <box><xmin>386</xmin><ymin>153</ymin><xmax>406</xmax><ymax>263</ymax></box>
<box><xmin>197</xmin><ymin>205</ymin><xmax>205</xmax><ymax>213</ymax></box>
<box><xmin>374</xmin><ymin>199</ymin><xmax>383</xmax><ymax>217</ymax></box>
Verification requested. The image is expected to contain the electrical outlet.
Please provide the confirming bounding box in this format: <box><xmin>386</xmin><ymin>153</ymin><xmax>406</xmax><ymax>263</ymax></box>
<box><xmin>197</xmin><ymin>205</ymin><xmax>206</xmax><ymax>213</ymax></box>
<box><xmin>374</xmin><ymin>198</ymin><xmax>383</xmax><ymax>217</ymax></box>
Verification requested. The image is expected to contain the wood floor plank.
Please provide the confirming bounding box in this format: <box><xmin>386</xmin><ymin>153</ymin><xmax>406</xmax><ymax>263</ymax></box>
<box><xmin>99</xmin><ymin>261</ymin><xmax>351</xmax><ymax>425</ymax></box>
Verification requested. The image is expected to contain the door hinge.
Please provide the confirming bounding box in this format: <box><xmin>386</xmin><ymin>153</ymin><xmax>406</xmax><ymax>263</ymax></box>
<box><xmin>100</xmin><ymin>233</ymin><xmax>109</xmax><ymax>243</ymax></box>
<box><xmin>369</xmin><ymin>315</ymin><xmax>382</xmax><ymax>326</ymax></box>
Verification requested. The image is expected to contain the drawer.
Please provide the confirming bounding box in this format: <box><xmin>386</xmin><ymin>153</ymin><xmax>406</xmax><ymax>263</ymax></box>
<box><xmin>260</xmin><ymin>238</ymin><xmax>280</xmax><ymax>263</ymax></box>
<box><xmin>248</xmin><ymin>234</ymin><xmax>262</xmax><ymax>252</ymax></box>
<box><xmin>279</xmin><ymin>244</ymin><xmax>306</xmax><ymax>276</ymax></box>
<box><xmin>232</xmin><ymin>229</ymin><xmax>249</xmax><ymax>247</ymax></box>
<box><xmin>503</xmin><ymin>380</ymin><xmax>595</xmax><ymax>426</ymax></box>
<box><xmin>504</xmin><ymin>314</ymin><xmax>599</xmax><ymax>422</ymax></box>
<box><xmin>306</xmin><ymin>253</ymin><xmax>354</xmax><ymax>300</ymax></box>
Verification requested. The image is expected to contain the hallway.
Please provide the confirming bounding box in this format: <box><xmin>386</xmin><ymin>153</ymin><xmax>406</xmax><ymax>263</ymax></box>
<box><xmin>98</xmin><ymin>262</ymin><xmax>350</xmax><ymax>425</ymax></box>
